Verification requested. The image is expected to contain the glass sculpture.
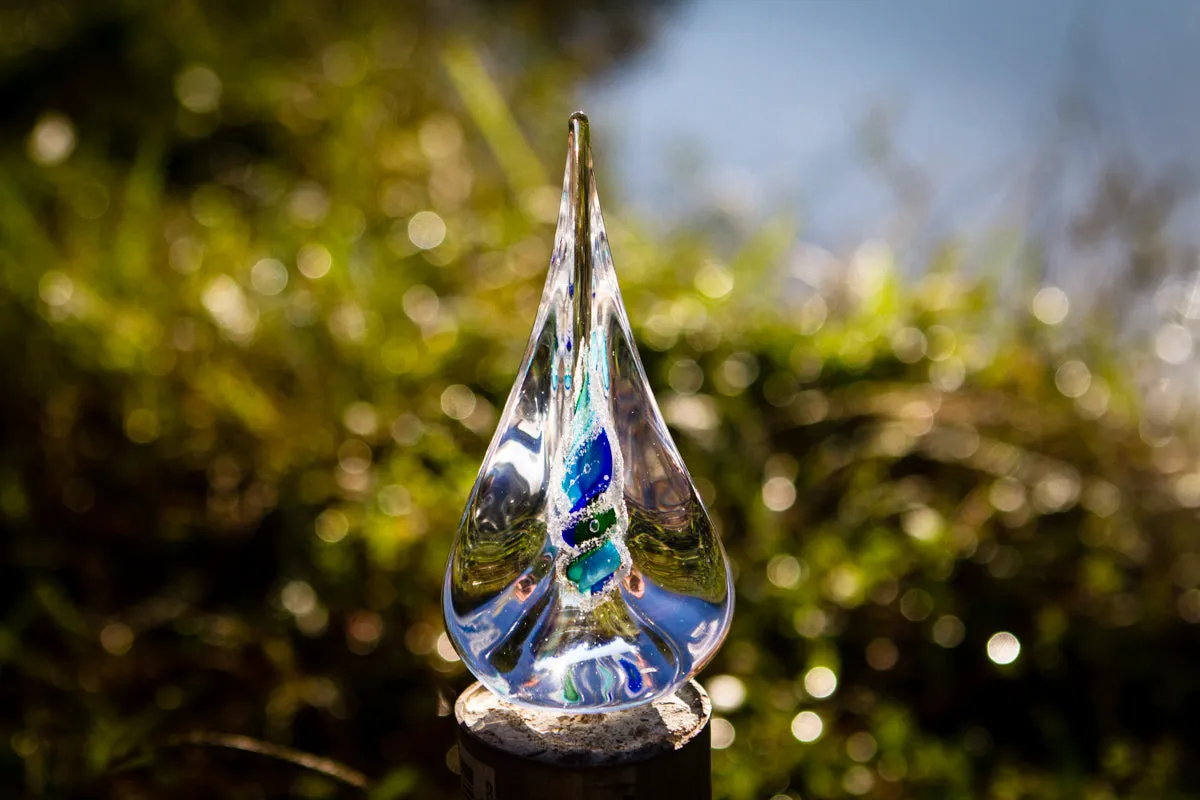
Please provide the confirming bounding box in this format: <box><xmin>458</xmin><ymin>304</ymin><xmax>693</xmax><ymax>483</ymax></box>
<box><xmin>443</xmin><ymin>113</ymin><xmax>733</xmax><ymax>712</ymax></box>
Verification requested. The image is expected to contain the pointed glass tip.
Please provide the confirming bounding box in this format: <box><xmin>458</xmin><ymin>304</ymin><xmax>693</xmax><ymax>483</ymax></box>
<box><xmin>442</xmin><ymin>115</ymin><xmax>734</xmax><ymax>712</ymax></box>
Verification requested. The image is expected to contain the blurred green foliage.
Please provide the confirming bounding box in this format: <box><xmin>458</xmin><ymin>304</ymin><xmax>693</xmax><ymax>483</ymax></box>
<box><xmin>2</xmin><ymin>2</ymin><xmax>1200</xmax><ymax>799</ymax></box>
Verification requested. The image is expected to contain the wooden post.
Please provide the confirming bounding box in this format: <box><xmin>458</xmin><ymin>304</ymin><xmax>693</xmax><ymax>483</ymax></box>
<box><xmin>454</xmin><ymin>680</ymin><xmax>712</xmax><ymax>800</ymax></box>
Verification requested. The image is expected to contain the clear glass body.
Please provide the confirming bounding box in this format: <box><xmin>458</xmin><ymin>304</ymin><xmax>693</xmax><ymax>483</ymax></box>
<box><xmin>442</xmin><ymin>114</ymin><xmax>733</xmax><ymax>712</ymax></box>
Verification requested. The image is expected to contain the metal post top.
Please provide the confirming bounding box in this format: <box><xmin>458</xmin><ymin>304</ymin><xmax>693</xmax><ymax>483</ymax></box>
<box><xmin>455</xmin><ymin>680</ymin><xmax>712</xmax><ymax>768</ymax></box>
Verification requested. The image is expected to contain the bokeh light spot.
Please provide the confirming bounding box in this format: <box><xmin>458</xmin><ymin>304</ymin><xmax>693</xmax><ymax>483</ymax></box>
<box><xmin>793</xmin><ymin>607</ymin><xmax>826</xmax><ymax>638</ymax></box>
<box><xmin>790</xmin><ymin>710</ymin><xmax>823</xmax><ymax>743</ymax></box>
<box><xmin>891</xmin><ymin>326</ymin><xmax>927</xmax><ymax>363</ymax></box>
<box><xmin>288</xmin><ymin>183</ymin><xmax>330</xmax><ymax>227</ymax></box>
<box><xmin>706</xmin><ymin>674</ymin><xmax>747</xmax><ymax>712</ymax></box>
<box><xmin>989</xmin><ymin>477</ymin><xmax>1026</xmax><ymax>513</ymax></box>
<box><xmin>1031</xmin><ymin>286</ymin><xmax>1069</xmax><ymax>324</ymax></box>
<box><xmin>1176</xmin><ymin>474</ymin><xmax>1200</xmax><ymax>508</ymax></box>
<box><xmin>846</xmin><ymin>731</ymin><xmax>878</xmax><ymax>762</ymax></box>
<box><xmin>39</xmin><ymin>271</ymin><xmax>74</xmax><ymax>307</ymax></box>
<box><xmin>282</xmin><ymin>580</ymin><xmax>317</xmax><ymax>616</ymax></box>
<box><xmin>866</xmin><ymin>638</ymin><xmax>899</xmax><ymax>671</ymax></box>
<box><xmin>761</xmin><ymin>477</ymin><xmax>796</xmax><ymax>512</ymax></box>
<box><xmin>696</xmin><ymin>261</ymin><xmax>735</xmax><ymax>299</ymax></box>
<box><xmin>100</xmin><ymin>622</ymin><xmax>134</xmax><ymax>656</ymax></box>
<box><xmin>322</xmin><ymin>41</ymin><xmax>368</xmax><ymax>87</ymax></box>
<box><xmin>720</xmin><ymin>353</ymin><xmax>759</xmax><ymax>394</ymax></box>
<box><xmin>202</xmin><ymin>275</ymin><xmax>258</xmax><ymax>338</ymax></box>
<box><xmin>932</xmin><ymin>615</ymin><xmax>965</xmax><ymax>648</ymax></box>
<box><xmin>315</xmin><ymin>509</ymin><xmax>349</xmax><ymax>543</ymax></box>
<box><xmin>298</xmin><ymin>243</ymin><xmax>333</xmax><ymax>279</ymax></box>
<box><xmin>435</xmin><ymin>631</ymin><xmax>460</xmax><ymax>662</ymax></box>
<box><xmin>391</xmin><ymin>414</ymin><xmax>424</xmax><ymax>446</ymax></box>
<box><xmin>1178</xmin><ymin>589</ymin><xmax>1200</xmax><ymax>623</ymax></box>
<box><xmin>987</xmin><ymin>631</ymin><xmax>1021</xmax><ymax>665</ymax></box>
<box><xmin>346</xmin><ymin>609</ymin><xmax>384</xmax><ymax>654</ymax></box>
<box><xmin>441</xmin><ymin>385</ymin><xmax>477</xmax><ymax>421</ymax></box>
<box><xmin>668</xmin><ymin>359</ymin><xmax>704</xmax><ymax>394</ymax></box>
<box><xmin>405</xmin><ymin>622</ymin><xmax>437</xmax><ymax>655</ymax></box>
<box><xmin>710</xmin><ymin>717</ymin><xmax>736</xmax><ymax>749</ymax></box>
<box><xmin>1055</xmin><ymin>360</ymin><xmax>1091</xmax><ymax>398</ymax></box>
<box><xmin>250</xmin><ymin>258</ymin><xmax>288</xmax><ymax>296</ymax></box>
<box><xmin>803</xmin><ymin>665</ymin><xmax>837</xmax><ymax>699</ymax></box>
<box><xmin>408</xmin><ymin>211</ymin><xmax>446</xmax><ymax>250</ymax></box>
<box><xmin>28</xmin><ymin>113</ymin><xmax>76</xmax><ymax>165</ymax></box>
<box><xmin>124</xmin><ymin>409</ymin><xmax>161</xmax><ymax>444</ymax></box>
<box><xmin>1155</xmin><ymin>323</ymin><xmax>1193</xmax><ymax>365</ymax></box>
<box><xmin>767</xmin><ymin>554</ymin><xmax>804</xmax><ymax>588</ymax></box>
<box><xmin>174</xmin><ymin>64</ymin><xmax>222</xmax><ymax>113</ymax></box>
<box><xmin>843</xmin><ymin>765</ymin><xmax>875</xmax><ymax>796</ymax></box>
<box><xmin>419</xmin><ymin>115</ymin><xmax>465</xmax><ymax>160</ymax></box>
<box><xmin>403</xmin><ymin>285</ymin><xmax>441</xmax><ymax>326</ymax></box>
<box><xmin>378</xmin><ymin>485</ymin><xmax>413</xmax><ymax>517</ymax></box>
<box><xmin>343</xmin><ymin>402</ymin><xmax>379</xmax><ymax>437</ymax></box>
<box><xmin>902</xmin><ymin>506</ymin><xmax>942</xmax><ymax>542</ymax></box>
<box><xmin>900</xmin><ymin>588</ymin><xmax>933</xmax><ymax>622</ymax></box>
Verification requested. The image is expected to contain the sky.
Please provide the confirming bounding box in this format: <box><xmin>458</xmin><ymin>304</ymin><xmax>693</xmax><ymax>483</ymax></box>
<box><xmin>581</xmin><ymin>0</ymin><xmax>1200</xmax><ymax>251</ymax></box>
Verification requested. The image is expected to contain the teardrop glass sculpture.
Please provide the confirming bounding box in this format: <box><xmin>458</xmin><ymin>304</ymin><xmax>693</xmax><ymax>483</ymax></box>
<box><xmin>443</xmin><ymin>113</ymin><xmax>733</xmax><ymax>712</ymax></box>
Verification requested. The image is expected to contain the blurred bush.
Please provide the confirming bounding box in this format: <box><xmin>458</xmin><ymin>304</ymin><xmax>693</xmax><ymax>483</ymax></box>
<box><xmin>1</xmin><ymin>2</ymin><xmax>1199</xmax><ymax>799</ymax></box>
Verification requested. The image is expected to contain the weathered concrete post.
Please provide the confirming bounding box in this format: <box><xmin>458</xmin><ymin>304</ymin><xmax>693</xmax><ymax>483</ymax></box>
<box><xmin>454</xmin><ymin>680</ymin><xmax>712</xmax><ymax>800</ymax></box>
